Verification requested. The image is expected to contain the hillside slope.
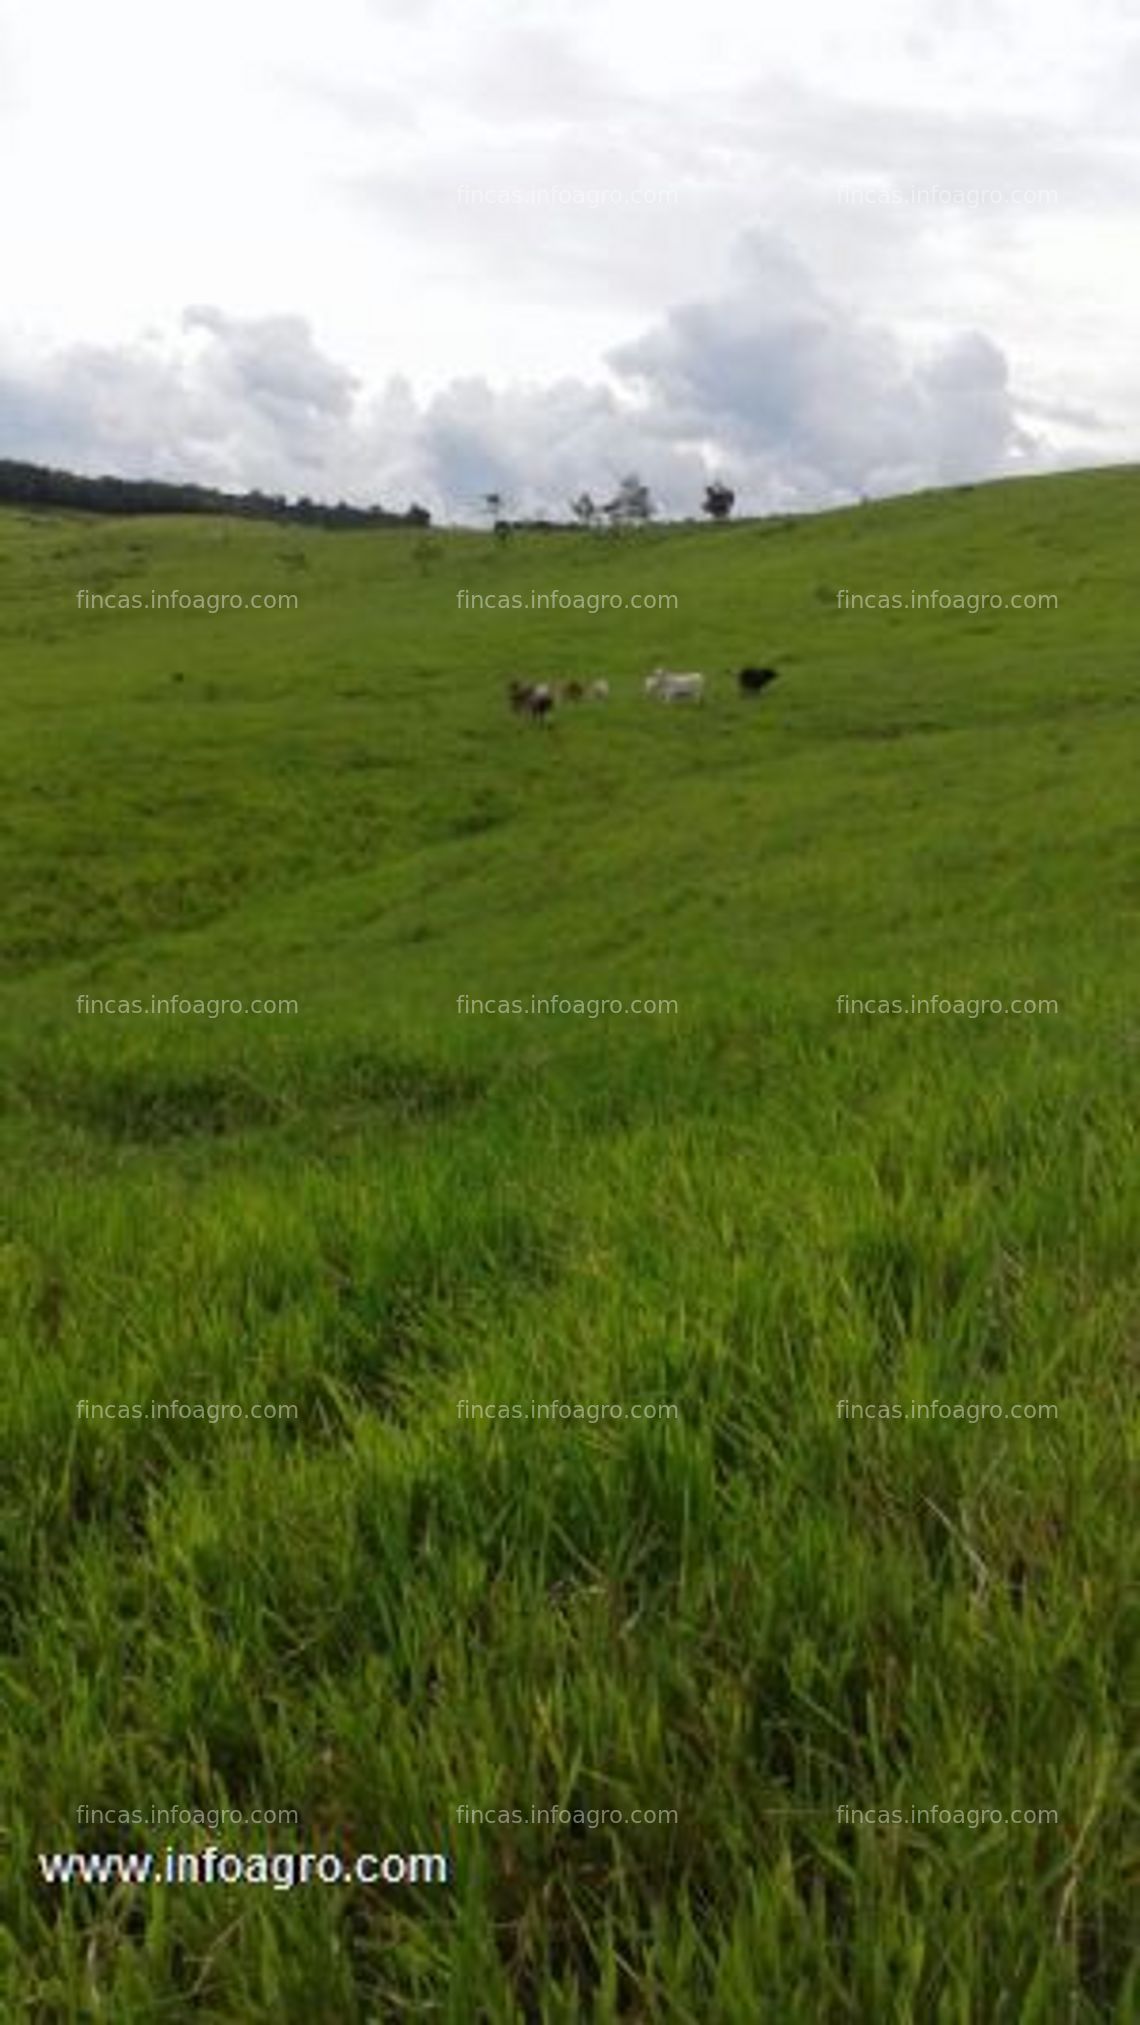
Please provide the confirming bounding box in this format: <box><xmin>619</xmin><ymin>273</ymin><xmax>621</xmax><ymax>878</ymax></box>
<box><xmin>1</xmin><ymin>470</ymin><xmax>1137</xmax><ymax>2020</ymax></box>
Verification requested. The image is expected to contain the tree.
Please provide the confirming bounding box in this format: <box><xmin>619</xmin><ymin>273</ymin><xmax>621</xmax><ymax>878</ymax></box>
<box><xmin>482</xmin><ymin>491</ymin><xmax>513</xmax><ymax>541</ymax></box>
<box><xmin>570</xmin><ymin>491</ymin><xmax>599</xmax><ymax>530</ymax></box>
<box><xmin>602</xmin><ymin>473</ymin><xmax>654</xmax><ymax>528</ymax></box>
<box><xmin>702</xmin><ymin>482</ymin><xmax>735</xmax><ymax>522</ymax></box>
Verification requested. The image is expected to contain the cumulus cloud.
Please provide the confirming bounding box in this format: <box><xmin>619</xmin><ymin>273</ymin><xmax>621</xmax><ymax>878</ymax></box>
<box><xmin>609</xmin><ymin>234</ymin><xmax>1037</xmax><ymax>503</ymax></box>
<box><xmin>0</xmin><ymin>234</ymin><xmax>1069</xmax><ymax>520</ymax></box>
<box><xmin>0</xmin><ymin>310</ymin><xmax>363</xmax><ymax>493</ymax></box>
<box><xmin>2</xmin><ymin>0</ymin><xmax>1136</xmax><ymax>458</ymax></box>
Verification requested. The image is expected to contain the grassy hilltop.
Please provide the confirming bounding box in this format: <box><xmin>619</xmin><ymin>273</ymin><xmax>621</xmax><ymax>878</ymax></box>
<box><xmin>1</xmin><ymin>470</ymin><xmax>1137</xmax><ymax>2019</ymax></box>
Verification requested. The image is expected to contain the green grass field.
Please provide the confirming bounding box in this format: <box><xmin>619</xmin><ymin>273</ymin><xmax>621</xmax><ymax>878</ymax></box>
<box><xmin>1</xmin><ymin>470</ymin><xmax>1137</xmax><ymax>2020</ymax></box>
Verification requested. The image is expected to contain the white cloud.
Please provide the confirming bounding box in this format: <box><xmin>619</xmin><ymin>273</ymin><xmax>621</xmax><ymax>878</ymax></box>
<box><xmin>0</xmin><ymin>0</ymin><xmax>1135</xmax><ymax>497</ymax></box>
<box><xmin>610</xmin><ymin>236</ymin><xmax>1037</xmax><ymax>504</ymax></box>
<box><xmin>0</xmin><ymin>237</ymin><xmax>1062</xmax><ymax>520</ymax></box>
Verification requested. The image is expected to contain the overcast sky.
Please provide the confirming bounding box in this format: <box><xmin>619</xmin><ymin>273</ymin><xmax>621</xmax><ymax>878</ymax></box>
<box><xmin>1</xmin><ymin>0</ymin><xmax>1136</xmax><ymax>519</ymax></box>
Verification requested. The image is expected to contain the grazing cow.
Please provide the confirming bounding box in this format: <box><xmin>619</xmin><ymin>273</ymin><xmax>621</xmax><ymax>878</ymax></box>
<box><xmin>588</xmin><ymin>679</ymin><xmax>610</xmax><ymax>700</ymax></box>
<box><xmin>738</xmin><ymin>665</ymin><xmax>780</xmax><ymax>695</ymax></box>
<box><xmin>508</xmin><ymin>679</ymin><xmax>554</xmax><ymax>721</ymax></box>
<box><xmin>645</xmin><ymin>668</ymin><xmax>705</xmax><ymax>703</ymax></box>
<box><xmin>561</xmin><ymin>679</ymin><xmax>584</xmax><ymax>702</ymax></box>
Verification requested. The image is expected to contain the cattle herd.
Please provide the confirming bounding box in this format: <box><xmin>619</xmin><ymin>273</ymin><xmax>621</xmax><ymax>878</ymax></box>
<box><xmin>507</xmin><ymin>666</ymin><xmax>779</xmax><ymax>718</ymax></box>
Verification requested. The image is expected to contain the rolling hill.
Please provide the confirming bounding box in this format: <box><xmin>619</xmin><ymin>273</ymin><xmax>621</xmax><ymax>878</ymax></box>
<box><xmin>1</xmin><ymin>468</ymin><xmax>1137</xmax><ymax>2019</ymax></box>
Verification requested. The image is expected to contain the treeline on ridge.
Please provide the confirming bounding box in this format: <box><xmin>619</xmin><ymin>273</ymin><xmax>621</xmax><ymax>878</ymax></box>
<box><xmin>0</xmin><ymin>458</ymin><xmax>432</xmax><ymax>529</ymax></box>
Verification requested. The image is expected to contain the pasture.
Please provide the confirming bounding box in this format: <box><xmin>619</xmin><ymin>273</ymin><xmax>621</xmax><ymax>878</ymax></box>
<box><xmin>1</xmin><ymin>469</ymin><xmax>1137</xmax><ymax>2019</ymax></box>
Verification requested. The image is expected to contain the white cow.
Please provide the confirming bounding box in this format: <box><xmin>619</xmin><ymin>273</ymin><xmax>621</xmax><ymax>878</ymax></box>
<box><xmin>588</xmin><ymin>679</ymin><xmax>610</xmax><ymax>700</ymax></box>
<box><xmin>645</xmin><ymin>668</ymin><xmax>705</xmax><ymax>702</ymax></box>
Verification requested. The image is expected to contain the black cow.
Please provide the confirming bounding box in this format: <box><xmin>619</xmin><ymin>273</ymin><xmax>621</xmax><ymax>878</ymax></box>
<box><xmin>738</xmin><ymin>666</ymin><xmax>780</xmax><ymax>695</ymax></box>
